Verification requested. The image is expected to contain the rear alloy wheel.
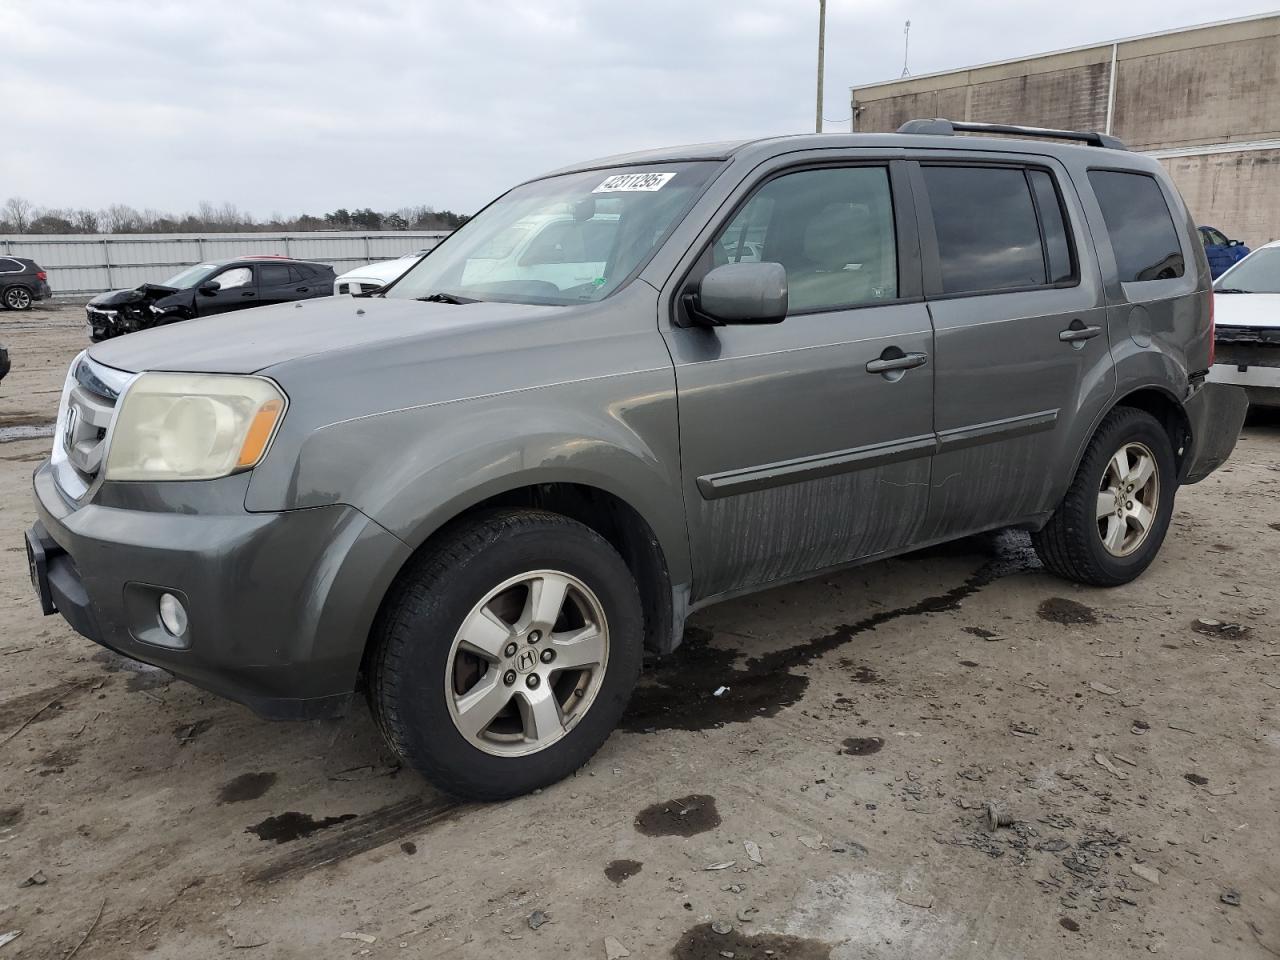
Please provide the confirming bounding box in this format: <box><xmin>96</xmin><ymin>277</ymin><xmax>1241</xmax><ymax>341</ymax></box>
<box><xmin>1096</xmin><ymin>442</ymin><xmax>1159</xmax><ymax>557</ymax></box>
<box><xmin>369</xmin><ymin>509</ymin><xmax>643</xmax><ymax>800</ymax></box>
<box><xmin>3</xmin><ymin>286</ymin><xmax>32</xmax><ymax>310</ymax></box>
<box><xmin>1033</xmin><ymin>406</ymin><xmax>1177</xmax><ymax>586</ymax></box>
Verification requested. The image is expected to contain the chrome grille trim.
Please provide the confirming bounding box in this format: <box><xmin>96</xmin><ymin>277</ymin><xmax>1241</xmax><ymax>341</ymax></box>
<box><xmin>50</xmin><ymin>352</ymin><xmax>136</xmax><ymax>502</ymax></box>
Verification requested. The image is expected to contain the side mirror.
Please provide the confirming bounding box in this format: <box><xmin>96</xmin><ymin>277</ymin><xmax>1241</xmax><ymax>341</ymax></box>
<box><xmin>691</xmin><ymin>261</ymin><xmax>787</xmax><ymax>326</ymax></box>
<box><xmin>198</xmin><ymin>280</ymin><xmax>221</xmax><ymax>295</ymax></box>
<box><xmin>1228</xmin><ymin>239</ymin><xmax>1243</xmax><ymax>247</ymax></box>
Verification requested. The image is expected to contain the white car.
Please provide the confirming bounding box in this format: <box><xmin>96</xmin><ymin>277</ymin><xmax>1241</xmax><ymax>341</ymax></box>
<box><xmin>334</xmin><ymin>249</ymin><xmax>433</xmax><ymax>295</ymax></box>
<box><xmin>1209</xmin><ymin>241</ymin><xmax>1280</xmax><ymax>408</ymax></box>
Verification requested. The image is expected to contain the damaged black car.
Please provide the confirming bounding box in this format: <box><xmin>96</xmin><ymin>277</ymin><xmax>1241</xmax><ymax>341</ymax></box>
<box><xmin>85</xmin><ymin>256</ymin><xmax>335</xmax><ymax>341</ymax></box>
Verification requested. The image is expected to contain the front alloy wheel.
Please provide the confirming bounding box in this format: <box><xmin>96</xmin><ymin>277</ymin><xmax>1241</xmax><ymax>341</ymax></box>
<box><xmin>446</xmin><ymin>570</ymin><xmax>609</xmax><ymax>756</ymax></box>
<box><xmin>369</xmin><ymin>509</ymin><xmax>643</xmax><ymax>800</ymax></box>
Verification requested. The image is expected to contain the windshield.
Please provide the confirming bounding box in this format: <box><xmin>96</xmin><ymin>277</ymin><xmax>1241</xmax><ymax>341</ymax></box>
<box><xmin>1215</xmin><ymin>248</ymin><xmax>1279</xmax><ymax>293</ymax></box>
<box><xmin>386</xmin><ymin>162</ymin><xmax>719</xmax><ymax>305</ymax></box>
<box><xmin>160</xmin><ymin>263</ymin><xmax>218</xmax><ymax>289</ymax></box>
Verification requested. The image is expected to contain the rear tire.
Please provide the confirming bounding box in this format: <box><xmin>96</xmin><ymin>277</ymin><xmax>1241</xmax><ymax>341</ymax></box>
<box><xmin>3</xmin><ymin>286</ymin><xmax>32</xmax><ymax>311</ymax></box>
<box><xmin>368</xmin><ymin>509</ymin><xmax>643</xmax><ymax>801</ymax></box>
<box><xmin>1032</xmin><ymin>407</ymin><xmax>1177</xmax><ymax>586</ymax></box>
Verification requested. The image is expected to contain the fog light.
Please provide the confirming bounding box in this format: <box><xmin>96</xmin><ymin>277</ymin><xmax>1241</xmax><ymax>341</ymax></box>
<box><xmin>158</xmin><ymin>593</ymin><xmax>188</xmax><ymax>637</ymax></box>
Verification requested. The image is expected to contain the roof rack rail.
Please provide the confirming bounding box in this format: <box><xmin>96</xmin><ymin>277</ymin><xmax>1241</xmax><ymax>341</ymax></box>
<box><xmin>897</xmin><ymin>118</ymin><xmax>1127</xmax><ymax>151</ymax></box>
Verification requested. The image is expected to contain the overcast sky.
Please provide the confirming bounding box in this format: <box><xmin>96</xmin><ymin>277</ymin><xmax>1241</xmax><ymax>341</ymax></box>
<box><xmin>2</xmin><ymin>1</ymin><xmax>1275</xmax><ymax>217</ymax></box>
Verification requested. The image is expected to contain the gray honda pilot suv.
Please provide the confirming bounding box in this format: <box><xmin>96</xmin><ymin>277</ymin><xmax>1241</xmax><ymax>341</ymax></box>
<box><xmin>26</xmin><ymin>121</ymin><xmax>1247</xmax><ymax>800</ymax></box>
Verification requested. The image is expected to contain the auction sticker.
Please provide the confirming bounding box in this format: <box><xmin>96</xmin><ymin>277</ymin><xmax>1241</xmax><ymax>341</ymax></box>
<box><xmin>593</xmin><ymin>171</ymin><xmax>676</xmax><ymax>193</ymax></box>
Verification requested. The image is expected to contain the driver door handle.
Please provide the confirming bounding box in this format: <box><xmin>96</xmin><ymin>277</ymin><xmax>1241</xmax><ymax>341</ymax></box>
<box><xmin>866</xmin><ymin>352</ymin><xmax>928</xmax><ymax>374</ymax></box>
<box><xmin>241</xmin><ymin>290</ymin><xmax>256</xmax><ymax>297</ymax></box>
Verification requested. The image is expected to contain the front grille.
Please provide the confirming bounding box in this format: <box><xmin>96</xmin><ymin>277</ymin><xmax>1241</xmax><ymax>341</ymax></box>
<box><xmin>51</xmin><ymin>353</ymin><xmax>133</xmax><ymax>501</ymax></box>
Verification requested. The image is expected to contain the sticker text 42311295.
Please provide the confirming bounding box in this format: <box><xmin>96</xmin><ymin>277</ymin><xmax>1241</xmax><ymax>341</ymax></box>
<box><xmin>592</xmin><ymin>172</ymin><xmax>677</xmax><ymax>193</ymax></box>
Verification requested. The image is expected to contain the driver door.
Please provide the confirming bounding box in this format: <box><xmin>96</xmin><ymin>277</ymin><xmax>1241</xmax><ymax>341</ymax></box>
<box><xmin>197</xmin><ymin>265</ymin><xmax>258</xmax><ymax>315</ymax></box>
<box><xmin>662</xmin><ymin>160</ymin><xmax>936</xmax><ymax>601</ymax></box>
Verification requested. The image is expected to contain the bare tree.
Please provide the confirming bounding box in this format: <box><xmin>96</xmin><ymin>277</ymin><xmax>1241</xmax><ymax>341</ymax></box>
<box><xmin>3</xmin><ymin>197</ymin><xmax>33</xmax><ymax>232</ymax></box>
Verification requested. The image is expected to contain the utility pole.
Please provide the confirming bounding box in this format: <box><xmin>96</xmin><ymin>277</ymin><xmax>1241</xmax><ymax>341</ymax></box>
<box><xmin>901</xmin><ymin>20</ymin><xmax>912</xmax><ymax>77</ymax></box>
<box><xmin>815</xmin><ymin>0</ymin><xmax>827</xmax><ymax>133</ymax></box>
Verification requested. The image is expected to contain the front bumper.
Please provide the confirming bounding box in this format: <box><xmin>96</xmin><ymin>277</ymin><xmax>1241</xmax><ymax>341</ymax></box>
<box><xmin>1180</xmin><ymin>380</ymin><xmax>1249</xmax><ymax>484</ymax></box>
<box><xmin>28</xmin><ymin>463</ymin><xmax>412</xmax><ymax>719</ymax></box>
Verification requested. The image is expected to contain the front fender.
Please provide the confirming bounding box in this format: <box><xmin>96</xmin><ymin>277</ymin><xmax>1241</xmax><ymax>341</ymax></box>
<box><xmin>248</xmin><ymin>367</ymin><xmax>691</xmax><ymax>586</ymax></box>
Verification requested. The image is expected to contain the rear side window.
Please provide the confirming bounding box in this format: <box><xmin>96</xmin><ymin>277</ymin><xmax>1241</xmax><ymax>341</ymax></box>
<box><xmin>1028</xmin><ymin>170</ymin><xmax>1074</xmax><ymax>284</ymax></box>
<box><xmin>923</xmin><ymin>166</ymin><xmax>1043</xmax><ymax>294</ymax></box>
<box><xmin>260</xmin><ymin>263</ymin><xmax>291</xmax><ymax>286</ymax></box>
<box><xmin>1087</xmin><ymin>170</ymin><xmax>1185</xmax><ymax>282</ymax></box>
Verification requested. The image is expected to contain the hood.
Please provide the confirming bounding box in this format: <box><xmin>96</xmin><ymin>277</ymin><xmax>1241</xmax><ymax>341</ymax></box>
<box><xmin>1213</xmin><ymin>291</ymin><xmax>1280</xmax><ymax>331</ymax></box>
<box><xmin>86</xmin><ymin>295</ymin><xmax>560</xmax><ymax>374</ymax></box>
<box><xmin>88</xmin><ymin>283</ymin><xmax>179</xmax><ymax>307</ymax></box>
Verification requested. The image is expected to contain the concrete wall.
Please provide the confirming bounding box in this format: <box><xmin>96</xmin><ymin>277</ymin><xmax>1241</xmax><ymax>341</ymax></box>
<box><xmin>1158</xmin><ymin>149</ymin><xmax>1280</xmax><ymax>246</ymax></box>
<box><xmin>850</xmin><ymin>14</ymin><xmax>1280</xmax><ymax>246</ymax></box>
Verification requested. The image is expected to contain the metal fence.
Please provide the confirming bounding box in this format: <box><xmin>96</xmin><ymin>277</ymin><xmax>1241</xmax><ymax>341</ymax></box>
<box><xmin>0</xmin><ymin>231</ymin><xmax>452</xmax><ymax>297</ymax></box>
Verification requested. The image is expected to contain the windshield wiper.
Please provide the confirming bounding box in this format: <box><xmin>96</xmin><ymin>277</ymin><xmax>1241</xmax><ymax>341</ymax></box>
<box><xmin>416</xmin><ymin>291</ymin><xmax>479</xmax><ymax>305</ymax></box>
<box><xmin>1214</xmin><ymin>288</ymin><xmax>1247</xmax><ymax>294</ymax></box>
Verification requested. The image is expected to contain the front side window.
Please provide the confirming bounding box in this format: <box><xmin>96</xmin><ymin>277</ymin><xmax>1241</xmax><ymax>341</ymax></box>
<box><xmin>1088</xmin><ymin>170</ymin><xmax>1185</xmax><ymax>282</ymax></box>
<box><xmin>162</xmin><ymin>263</ymin><xmax>218</xmax><ymax>288</ymax></box>
<box><xmin>387</xmin><ymin>161</ymin><xmax>718</xmax><ymax>306</ymax></box>
<box><xmin>922</xmin><ymin>165</ymin><xmax>1048</xmax><ymax>295</ymax></box>
<box><xmin>713</xmin><ymin>166</ymin><xmax>898</xmax><ymax>313</ymax></box>
<box><xmin>215</xmin><ymin>267</ymin><xmax>253</xmax><ymax>290</ymax></box>
<box><xmin>1201</xmin><ymin>227</ymin><xmax>1228</xmax><ymax>247</ymax></box>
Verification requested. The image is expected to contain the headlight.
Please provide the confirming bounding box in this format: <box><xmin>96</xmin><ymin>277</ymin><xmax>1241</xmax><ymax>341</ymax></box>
<box><xmin>104</xmin><ymin>373</ymin><xmax>287</xmax><ymax>481</ymax></box>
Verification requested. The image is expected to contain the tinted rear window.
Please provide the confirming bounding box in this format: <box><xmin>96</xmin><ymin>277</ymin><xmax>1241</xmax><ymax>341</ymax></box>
<box><xmin>922</xmin><ymin>166</ymin><xmax>1046</xmax><ymax>294</ymax></box>
<box><xmin>1028</xmin><ymin>170</ymin><xmax>1074</xmax><ymax>284</ymax></box>
<box><xmin>260</xmin><ymin>263</ymin><xmax>291</xmax><ymax>286</ymax></box>
<box><xmin>1087</xmin><ymin>170</ymin><xmax>1185</xmax><ymax>282</ymax></box>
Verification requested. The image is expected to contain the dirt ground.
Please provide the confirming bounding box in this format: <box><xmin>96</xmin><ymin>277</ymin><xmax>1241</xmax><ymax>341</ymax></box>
<box><xmin>0</xmin><ymin>304</ymin><xmax>1277</xmax><ymax>960</ymax></box>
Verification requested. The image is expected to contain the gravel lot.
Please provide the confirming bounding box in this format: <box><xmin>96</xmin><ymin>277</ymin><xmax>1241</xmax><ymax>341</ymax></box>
<box><xmin>0</xmin><ymin>305</ymin><xmax>1277</xmax><ymax>960</ymax></box>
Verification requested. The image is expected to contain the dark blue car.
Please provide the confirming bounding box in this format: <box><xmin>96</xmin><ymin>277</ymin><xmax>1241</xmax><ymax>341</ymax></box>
<box><xmin>1200</xmin><ymin>225</ymin><xmax>1250</xmax><ymax>278</ymax></box>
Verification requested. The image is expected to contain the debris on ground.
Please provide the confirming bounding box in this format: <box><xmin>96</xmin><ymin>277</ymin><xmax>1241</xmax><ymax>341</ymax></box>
<box><xmin>711</xmin><ymin>920</ymin><xmax>733</xmax><ymax>935</ymax></box>
<box><xmin>338</xmin><ymin>932</ymin><xmax>377</xmax><ymax>944</ymax></box>
<box><xmin>797</xmin><ymin>835</ymin><xmax>823</xmax><ymax>850</ymax></box>
<box><xmin>1094</xmin><ymin>753</ymin><xmax>1129</xmax><ymax>780</ymax></box>
<box><xmin>743</xmin><ymin>840</ymin><xmax>763</xmax><ymax>865</ymax></box>
<box><xmin>604</xmin><ymin>935</ymin><xmax>630</xmax><ymax>959</ymax></box>
<box><xmin>528</xmin><ymin>910</ymin><xmax>550</xmax><ymax>930</ymax></box>
<box><xmin>1130</xmin><ymin>864</ymin><xmax>1161</xmax><ymax>886</ymax></box>
<box><xmin>1089</xmin><ymin>680</ymin><xmax>1120</xmax><ymax>695</ymax></box>
<box><xmin>18</xmin><ymin>870</ymin><xmax>46</xmax><ymax>888</ymax></box>
<box><xmin>1220</xmin><ymin>890</ymin><xmax>1241</xmax><ymax>906</ymax></box>
<box><xmin>0</xmin><ymin>932</ymin><xmax>20</xmax><ymax>950</ymax></box>
<box><xmin>897</xmin><ymin>888</ymin><xmax>935</xmax><ymax>909</ymax></box>
<box><xmin>704</xmin><ymin>861</ymin><xmax>736</xmax><ymax>871</ymax></box>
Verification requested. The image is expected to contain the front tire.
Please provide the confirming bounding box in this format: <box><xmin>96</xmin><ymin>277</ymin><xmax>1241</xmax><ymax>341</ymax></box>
<box><xmin>3</xmin><ymin>286</ymin><xmax>33</xmax><ymax>311</ymax></box>
<box><xmin>1033</xmin><ymin>407</ymin><xmax>1177</xmax><ymax>586</ymax></box>
<box><xmin>368</xmin><ymin>509</ymin><xmax>643</xmax><ymax>801</ymax></box>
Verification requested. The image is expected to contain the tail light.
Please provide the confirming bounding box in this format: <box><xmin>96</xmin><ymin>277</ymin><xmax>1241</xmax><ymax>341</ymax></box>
<box><xmin>36</xmin><ymin>271</ymin><xmax>47</xmax><ymax>281</ymax></box>
<box><xmin>1208</xmin><ymin>288</ymin><xmax>1215</xmax><ymax>367</ymax></box>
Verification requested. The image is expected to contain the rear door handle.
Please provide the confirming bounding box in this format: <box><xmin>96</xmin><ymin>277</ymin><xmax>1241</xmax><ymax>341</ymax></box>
<box><xmin>1059</xmin><ymin>322</ymin><xmax>1102</xmax><ymax>343</ymax></box>
<box><xmin>241</xmin><ymin>291</ymin><xmax>256</xmax><ymax>297</ymax></box>
<box><xmin>296</xmin><ymin>287</ymin><xmax>309</xmax><ymax>293</ymax></box>
<box><xmin>866</xmin><ymin>351</ymin><xmax>928</xmax><ymax>374</ymax></box>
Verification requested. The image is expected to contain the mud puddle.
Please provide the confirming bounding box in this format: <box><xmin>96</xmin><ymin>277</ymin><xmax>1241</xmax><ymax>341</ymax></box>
<box><xmin>671</xmin><ymin>922</ymin><xmax>832</xmax><ymax>959</ymax></box>
<box><xmin>605</xmin><ymin>859</ymin><xmax>642</xmax><ymax>883</ymax></box>
<box><xmin>634</xmin><ymin>794</ymin><xmax>720</xmax><ymax>838</ymax></box>
<box><xmin>624</xmin><ymin>531</ymin><xmax>1038</xmax><ymax>732</ymax></box>
<box><xmin>840</xmin><ymin>736</ymin><xmax>884</xmax><ymax>756</ymax></box>
<box><xmin>248</xmin><ymin>811</ymin><xmax>357</xmax><ymax>844</ymax></box>
<box><xmin>1038</xmin><ymin>597</ymin><xmax>1098</xmax><ymax>625</ymax></box>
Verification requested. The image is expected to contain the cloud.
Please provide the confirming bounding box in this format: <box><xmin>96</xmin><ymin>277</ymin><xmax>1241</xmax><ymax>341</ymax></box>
<box><xmin>0</xmin><ymin>0</ymin><xmax>1272</xmax><ymax>215</ymax></box>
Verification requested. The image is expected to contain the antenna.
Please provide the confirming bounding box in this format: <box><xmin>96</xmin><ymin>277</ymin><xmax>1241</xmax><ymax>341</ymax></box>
<box><xmin>901</xmin><ymin>19</ymin><xmax>911</xmax><ymax>78</ymax></box>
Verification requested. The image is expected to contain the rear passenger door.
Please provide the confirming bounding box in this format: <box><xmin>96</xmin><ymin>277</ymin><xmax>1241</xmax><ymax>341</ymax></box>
<box><xmin>663</xmin><ymin>159</ymin><xmax>936</xmax><ymax>601</ymax></box>
<box><xmin>910</xmin><ymin>158</ymin><xmax>1114</xmax><ymax>541</ymax></box>
<box><xmin>257</xmin><ymin>262</ymin><xmax>305</xmax><ymax>306</ymax></box>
